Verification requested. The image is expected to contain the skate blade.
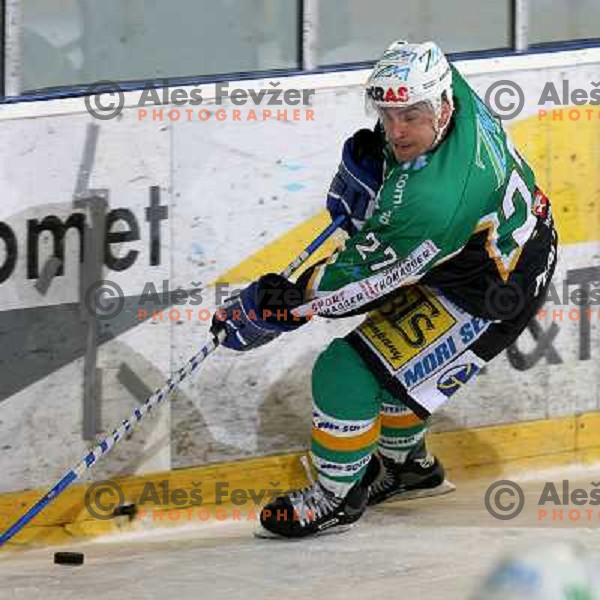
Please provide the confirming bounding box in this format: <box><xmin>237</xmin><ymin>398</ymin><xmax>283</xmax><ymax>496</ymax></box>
<box><xmin>253</xmin><ymin>521</ymin><xmax>354</xmax><ymax>540</ymax></box>
<box><xmin>390</xmin><ymin>479</ymin><xmax>456</xmax><ymax>502</ymax></box>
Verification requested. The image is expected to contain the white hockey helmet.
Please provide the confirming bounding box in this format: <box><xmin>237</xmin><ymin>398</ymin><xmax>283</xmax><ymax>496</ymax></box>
<box><xmin>471</xmin><ymin>543</ymin><xmax>600</xmax><ymax>600</ymax></box>
<box><xmin>365</xmin><ymin>40</ymin><xmax>454</xmax><ymax>143</ymax></box>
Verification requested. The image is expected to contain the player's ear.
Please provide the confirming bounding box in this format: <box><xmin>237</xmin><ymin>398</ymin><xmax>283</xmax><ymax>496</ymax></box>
<box><xmin>439</xmin><ymin>93</ymin><xmax>452</xmax><ymax>127</ymax></box>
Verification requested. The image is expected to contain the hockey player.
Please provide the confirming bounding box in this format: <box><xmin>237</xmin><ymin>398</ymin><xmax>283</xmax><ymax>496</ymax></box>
<box><xmin>211</xmin><ymin>40</ymin><xmax>558</xmax><ymax>538</ymax></box>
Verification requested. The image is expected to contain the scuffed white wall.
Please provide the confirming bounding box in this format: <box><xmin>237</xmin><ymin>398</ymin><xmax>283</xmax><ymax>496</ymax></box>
<box><xmin>0</xmin><ymin>49</ymin><xmax>598</xmax><ymax>491</ymax></box>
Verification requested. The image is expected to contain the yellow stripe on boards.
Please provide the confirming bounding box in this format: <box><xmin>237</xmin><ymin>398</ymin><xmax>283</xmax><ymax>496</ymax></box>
<box><xmin>212</xmin><ymin>211</ymin><xmax>343</xmax><ymax>285</ymax></box>
<box><xmin>508</xmin><ymin>106</ymin><xmax>600</xmax><ymax>245</ymax></box>
<box><xmin>3</xmin><ymin>411</ymin><xmax>600</xmax><ymax>548</ymax></box>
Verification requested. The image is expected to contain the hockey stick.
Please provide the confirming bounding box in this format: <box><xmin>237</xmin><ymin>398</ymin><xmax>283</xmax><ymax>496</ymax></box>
<box><xmin>0</xmin><ymin>214</ymin><xmax>345</xmax><ymax>547</ymax></box>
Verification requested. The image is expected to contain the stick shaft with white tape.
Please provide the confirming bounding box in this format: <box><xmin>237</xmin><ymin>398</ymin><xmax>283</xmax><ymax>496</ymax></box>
<box><xmin>0</xmin><ymin>215</ymin><xmax>343</xmax><ymax>547</ymax></box>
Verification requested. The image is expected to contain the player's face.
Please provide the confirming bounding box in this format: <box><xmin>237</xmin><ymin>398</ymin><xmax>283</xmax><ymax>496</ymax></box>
<box><xmin>379</xmin><ymin>101</ymin><xmax>449</xmax><ymax>162</ymax></box>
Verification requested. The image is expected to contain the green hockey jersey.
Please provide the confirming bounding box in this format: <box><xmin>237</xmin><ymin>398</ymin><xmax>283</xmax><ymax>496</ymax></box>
<box><xmin>303</xmin><ymin>65</ymin><xmax>553</xmax><ymax>319</ymax></box>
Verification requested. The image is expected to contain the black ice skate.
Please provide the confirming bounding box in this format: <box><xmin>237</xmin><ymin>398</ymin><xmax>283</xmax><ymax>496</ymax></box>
<box><xmin>256</xmin><ymin>460</ymin><xmax>369</xmax><ymax>539</ymax></box>
<box><xmin>364</xmin><ymin>443</ymin><xmax>455</xmax><ymax>506</ymax></box>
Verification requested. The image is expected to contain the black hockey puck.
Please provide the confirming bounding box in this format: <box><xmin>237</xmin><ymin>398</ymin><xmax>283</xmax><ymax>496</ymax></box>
<box><xmin>112</xmin><ymin>503</ymin><xmax>138</xmax><ymax>520</ymax></box>
<box><xmin>54</xmin><ymin>551</ymin><xmax>84</xmax><ymax>566</ymax></box>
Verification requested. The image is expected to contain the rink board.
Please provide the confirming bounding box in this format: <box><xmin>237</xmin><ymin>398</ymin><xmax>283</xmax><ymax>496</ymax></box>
<box><xmin>0</xmin><ymin>48</ymin><xmax>599</xmax><ymax>534</ymax></box>
<box><xmin>1</xmin><ymin>411</ymin><xmax>600</xmax><ymax>547</ymax></box>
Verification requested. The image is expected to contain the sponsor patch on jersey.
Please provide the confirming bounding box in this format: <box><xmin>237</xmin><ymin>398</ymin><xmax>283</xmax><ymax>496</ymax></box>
<box><xmin>359</xmin><ymin>286</ymin><xmax>456</xmax><ymax>371</ymax></box>
<box><xmin>436</xmin><ymin>363</ymin><xmax>480</xmax><ymax>397</ymax></box>
<box><xmin>532</xmin><ymin>187</ymin><xmax>550</xmax><ymax>218</ymax></box>
<box><xmin>306</xmin><ymin>240</ymin><xmax>440</xmax><ymax>318</ymax></box>
<box><xmin>402</xmin><ymin>335</ymin><xmax>459</xmax><ymax>388</ymax></box>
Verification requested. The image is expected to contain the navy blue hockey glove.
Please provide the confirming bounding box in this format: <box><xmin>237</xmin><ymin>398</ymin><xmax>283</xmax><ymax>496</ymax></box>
<box><xmin>211</xmin><ymin>274</ymin><xmax>309</xmax><ymax>352</ymax></box>
<box><xmin>326</xmin><ymin>128</ymin><xmax>385</xmax><ymax>236</ymax></box>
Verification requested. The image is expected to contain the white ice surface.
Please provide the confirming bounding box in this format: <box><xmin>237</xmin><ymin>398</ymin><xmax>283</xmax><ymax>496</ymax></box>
<box><xmin>2</xmin><ymin>474</ymin><xmax>600</xmax><ymax>600</ymax></box>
